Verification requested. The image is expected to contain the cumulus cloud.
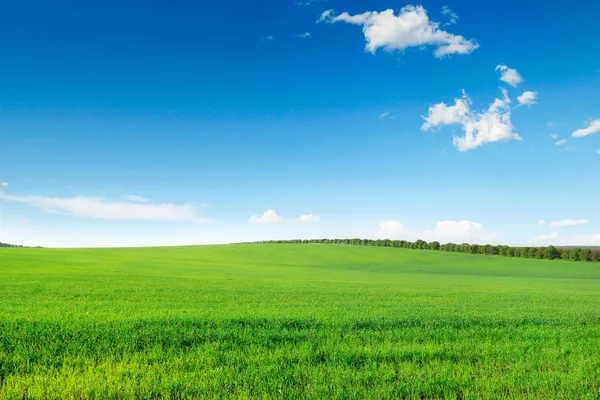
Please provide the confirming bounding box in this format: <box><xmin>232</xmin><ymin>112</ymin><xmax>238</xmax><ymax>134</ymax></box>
<box><xmin>572</xmin><ymin>120</ymin><xmax>600</xmax><ymax>138</ymax></box>
<box><xmin>530</xmin><ymin>232</ymin><xmax>559</xmax><ymax>244</ymax></box>
<box><xmin>555</xmin><ymin>139</ymin><xmax>567</xmax><ymax>146</ymax></box>
<box><xmin>0</xmin><ymin>190</ymin><xmax>206</xmax><ymax>222</ymax></box>
<box><xmin>318</xmin><ymin>5</ymin><xmax>478</xmax><ymax>58</ymax></box>
<box><xmin>420</xmin><ymin>220</ymin><xmax>496</xmax><ymax>243</ymax></box>
<box><xmin>421</xmin><ymin>91</ymin><xmax>470</xmax><ymax>129</ymax></box>
<box><xmin>422</xmin><ymin>87</ymin><xmax>522</xmax><ymax>151</ymax></box>
<box><xmin>249</xmin><ymin>209</ymin><xmax>320</xmax><ymax>225</ymax></box>
<box><xmin>441</xmin><ymin>6</ymin><xmax>458</xmax><ymax>25</ymax></box>
<box><xmin>249</xmin><ymin>209</ymin><xmax>283</xmax><ymax>225</ymax></box>
<box><xmin>517</xmin><ymin>91</ymin><xmax>537</xmax><ymax>106</ymax></box>
<box><xmin>297</xmin><ymin>32</ymin><xmax>311</xmax><ymax>39</ymax></box>
<box><xmin>377</xmin><ymin>220</ymin><xmax>495</xmax><ymax>243</ymax></box>
<box><xmin>0</xmin><ymin>183</ymin><xmax>7</xmax><ymax>188</ymax></box>
<box><xmin>378</xmin><ymin>221</ymin><xmax>405</xmax><ymax>238</ymax></box>
<box><xmin>548</xmin><ymin>219</ymin><xmax>588</xmax><ymax>228</ymax></box>
<box><xmin>538</xmin><ymin>220</ymin><xmax>545</xmax><ymax>226</ymax></box>
<box><xmin>496</xmin><ymin>65</ymin><xmax>523</xmax><ymax>87</ymax></box>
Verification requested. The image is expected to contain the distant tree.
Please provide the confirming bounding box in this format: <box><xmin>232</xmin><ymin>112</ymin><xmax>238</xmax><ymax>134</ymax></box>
<box><xmin>580</xmin><ymin>249</ymin><xmax>592</xmax><ymax>262</ymax></box>
<box><xmin>535</xmin><ymin>247</ymin><xmax>546</xmax><ymax>259</ymax></box>
<box><xmin>591</xmin><ymin>250</ymin><xmax>600</xmax><ymax>262</ymax></box>
<box><xmin>570</xmin><ymin>248</ymin><xmax>581</xmax><ymax>261</ymax></box>
<box><xmin>544</xmin><ymin>246</ymin><xmax>560</xmax><ymax>260</ymax></box>
<box><xmin>429</xmin><ymin>241</ymin><xmax>441</xmax><ymax>251</ymax></box>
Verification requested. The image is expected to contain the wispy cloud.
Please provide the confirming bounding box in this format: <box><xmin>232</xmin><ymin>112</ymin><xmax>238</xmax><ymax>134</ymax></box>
<box><xmin>318</xmin><ymin>5</ymin><xmax>478</xmax><ymax>58</ymax></box>
<box><xmin>297</xmin><ymin>32</ymin><xmax>311</xmax><ymax>39</ymax></box>
<box><xmin>249</xmin><ymin>209</ymin><xmax>320</xmax><ymax>225</ymax></box>
<box><xmin>555</xmin><ymin>139</ymin><xmax>567</xmax><ymax>146</ymax></box>
<box><xmin>530</xmin><ymin>232</ymin><xmax>559</xmax><ymax>244</ymax></box>
<box><xmin>379</xmin><ymin>112</ymin><xmax>391</xmax><ymax>118</ymax></box>
<box><xmin>550</xmin><ymin>134</ymin><xmax>559</xmax><ymax>140</ymax></box>
<box><xmin>262</xmin><ymin>35</ymin><xmax>275</xmax><ymax>41</ymax></box>
<box><xmin>572</xmin><ymin>119</ymin><xmax>600</xmax><ymax>138</ymax></box>
<box><xmin>548</xmin><ymin>219</ymin><xmax>588</xmax><ymax>228</ymax></box>
<box><xmin>295</xmin><ymin>0</ymin><xmax>319</xmax><ymax>6</ymax></box>
<box><xmin>441</xmin><ymin>5</ymin><xmax>458</xmax><ymax>25</ymax></box>
<box><xmin>596</xmin><ymin>149</ymin><xmax>600</xmax><ymax>155</ymax></box>
<box><xmin>496</xmin><ymin>65</ymin><xmax>523</xmax><ymax>87</ymax></box>
<box><xmin>0</xmin><ymin>188</ymin><xmax>207</xmax><ymax>222</ymax></box>
<box><xmin>126</xmin><ymin>195</ymin><xmax>151</xmax><ymax>203</ymax></box>
<box><xmin>0</xmin><ymin>183</ymin><xmax>7</xmax><ymax>188</ymax></box>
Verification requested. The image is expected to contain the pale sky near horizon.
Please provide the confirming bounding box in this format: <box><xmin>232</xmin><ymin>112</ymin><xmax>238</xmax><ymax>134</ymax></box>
<box><xmin>1</xmin><ymin>0</ymin><xmax>599</xmax><ymax>248</ymax></box>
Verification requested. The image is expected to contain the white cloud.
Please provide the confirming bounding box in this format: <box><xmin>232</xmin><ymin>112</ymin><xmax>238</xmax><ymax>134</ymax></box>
<box><xmin>441</xmin><ymin>6</ymin><xmax>458</xmax><ymax>25</ymax></box>
<box><xmin>0</xmin><ymin>183</ymin><xmax>7</xmax><ymax>188</ymax></box>
<box><xmin>531</xmin><ymin>232</ymin><xmax>600</xmax><ymax>246</ymax></box>
<box><xmin>422</xmin><ymin>87</ymin><xmax>522</xmax><ymax>151</ymax></box>
<box><xmin>249</xmin><ymin>209</ymin><xmax>320</xmax><ymax>225</ymax></box>
<box><xmin>557</xmin><ymin>233</ymin><xmax>600</xmax><ymax>246</ymax></box>
<box><xmin>297</xmin><ymin>32</ymin><xmax>311</xmax><ymax>39</ymax></box>
<box><xmin>318</xmin><ymin>5</ymin><xmax>479</xmax><ymax>58</ymax></box>
<box><xmin>378</xmin><ymin>221</ymin><xmax>405</xmax><ymax>238</ymax></box>
<box><xmin>0</xmin><ymin>191</ymin><xmax>206</xmax><ymax>222</ymax></box>
<box><xmin>249</xmin><ymin>209</ymin><xmax>283</xmax><ymax>225</ymax></box>
<box><xmin>550</xmin><ymin>134</ymin><xmax>558</xmax><ymax>140</ymax></box>
<box><xmin>517</xmin><ymin>91</ymin><xmax>537</xmax><ymax>106</ymax></box>
<box><xmin>380</xmin><ymin>112</ymin><xmax>391</xmax><ymax>118</ymax></box>
<box><xmin>495</xmin><ymin>65</ymin><xmax>523</xmax><ymax>87</ymax></box>
<box><xmin>596</xmin><ymin>149</ymin><xmax>600</xmax><ymax>155</ymax></box>
<box><xmin>377</xmin><ymin>220</ymin><xmax>495</xmax><ymax>243</ymax></box>
<box><xmin>529</xmin><ymin>232</ymin><xmax>559</xmax><ymax>244</ymax></box>
<box><xmin>421</xmin><ymin>91</ymin><xmax>470</xmax><ymax>129</ymax></box>
<box><xmin>263</xmin><ymin>35</ymin><xmax>275</xmax><ymax>41</ymax></box>
<box><xmin>420</xmin><ymin>220</ymin><xmax>496</xmax><ymax>243</ymax></box>
<box><xmin>572</xmin><ymin>120</ymin><xmax>600</xmax><ymax>138</ymax></box>
<box><xmin>126</xmin><ymin>195</ymin><xmax>151</xmax><ymax>203</ymax></box>
<box><xmin>538</xmin><ymin>220</ymin><xmax>545</xmax><ymax>225</ymax></box>
<box><xmin>317</xmin><ymin>9</ymin><xmax>334</xmax><ymax>23</ymax></box>
<box><xmin>297</xmin><ymin>214</ymin><xmax>320</xmax><ymax>223</ymax></box>
<box><xmin>555</xmin><ymin>139</ymin><xmax>567</xmax><ymax>146</ymax></box>
<box><xmin>548</xmin><ymin>219</ymin><xmax>589</xmax><ymax>228</ymax></box>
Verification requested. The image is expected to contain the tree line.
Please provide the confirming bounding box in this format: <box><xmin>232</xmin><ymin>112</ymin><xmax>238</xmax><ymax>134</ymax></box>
<box><xmin>0</xmin><ymin>242</ymin><xmax>28</xmax><ymax>248</ymax></box>
<box><xmin>254</xmin><ymin>239</ymin><xmax>600</xmax><ymax>262</ymax></box>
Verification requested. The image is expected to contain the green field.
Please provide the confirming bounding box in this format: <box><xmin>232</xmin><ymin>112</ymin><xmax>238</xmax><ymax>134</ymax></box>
<box><xmin>1</xmin><ymin>244</ymin><xmax>599</xmax><ymax>399</ymax></box>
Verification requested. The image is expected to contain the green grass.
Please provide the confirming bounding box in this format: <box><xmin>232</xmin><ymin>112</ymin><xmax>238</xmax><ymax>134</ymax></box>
<box><xmin>1</xmin><ymin>244</ymin><xmax>599</xmax><ymax>399</ymax></box>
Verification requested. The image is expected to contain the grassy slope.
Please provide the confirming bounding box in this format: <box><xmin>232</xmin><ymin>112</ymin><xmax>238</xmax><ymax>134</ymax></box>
<box><xmin>1</xmin><ymin>244</ymin><xmax>599</xmax><ymax>399</ymax></box>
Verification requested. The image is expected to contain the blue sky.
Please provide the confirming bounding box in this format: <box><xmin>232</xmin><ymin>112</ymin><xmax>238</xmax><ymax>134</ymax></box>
<box><xmin>1</xmin><ymin>0</ymin><xmax>599</xmax><ymax>247</ymax></box>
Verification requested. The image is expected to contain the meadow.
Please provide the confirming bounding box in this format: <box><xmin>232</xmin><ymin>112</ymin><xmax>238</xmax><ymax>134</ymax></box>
<box><xmin>1</xmin><ymin>244</ymin><xmax>599</xmax><ymax>399</ymax></box>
